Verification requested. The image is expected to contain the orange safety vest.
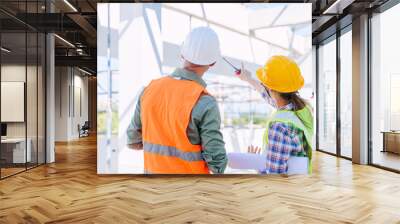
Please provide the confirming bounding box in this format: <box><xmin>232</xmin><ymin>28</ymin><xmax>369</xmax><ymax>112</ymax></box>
<box><xmin>141</xmin><ymin>76</ymin><xmax>210</xmax><ymax>174</ymax></box>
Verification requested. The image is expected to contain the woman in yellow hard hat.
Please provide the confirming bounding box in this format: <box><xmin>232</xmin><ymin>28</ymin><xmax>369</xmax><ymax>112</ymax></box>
<box><xmin>227</xmin><ymin>55</ymin><xmax>314</xmax><ymax>174</ymax></box>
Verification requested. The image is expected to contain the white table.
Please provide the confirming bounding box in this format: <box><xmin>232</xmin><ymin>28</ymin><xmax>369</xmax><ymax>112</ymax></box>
<box><xmin>1</xmin><ymin>138</ymin><xmax>31</xmax><ymax>163</ymax></box>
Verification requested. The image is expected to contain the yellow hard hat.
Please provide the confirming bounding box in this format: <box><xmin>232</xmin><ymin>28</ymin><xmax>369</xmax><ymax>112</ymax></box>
<box><xmin>256</xmin><ymin>55</ymin><xmax>304</xmax><ymax>93</ymax></box>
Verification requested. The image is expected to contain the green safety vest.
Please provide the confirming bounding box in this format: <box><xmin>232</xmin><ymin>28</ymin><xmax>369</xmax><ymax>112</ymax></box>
<box><xmin>263</xmin><ymin>105</ymin><xmax>314</xmax><ymax>174</ymax></box>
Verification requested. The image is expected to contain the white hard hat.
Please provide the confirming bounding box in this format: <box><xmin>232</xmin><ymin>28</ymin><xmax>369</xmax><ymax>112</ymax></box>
<box><xmin>181</xmin><ymin>26</ymin><xmax>221</xmax><ymax>66</ymax></box>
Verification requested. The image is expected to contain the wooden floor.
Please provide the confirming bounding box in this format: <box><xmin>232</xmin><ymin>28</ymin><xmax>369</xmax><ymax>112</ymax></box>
<box><xmin>373</xmin><ymin>151</ymin><xmax>400</xmax><ymax>171</ymax></box>
<box><xmin>1</xmin><ymin>167</ymin><xmax>26</xmax><ymax>178</ymax></box>
<box><xmin>1</xmin><ymin>136</ymin><xmax>400</xmax><ymax>223</ymax></box>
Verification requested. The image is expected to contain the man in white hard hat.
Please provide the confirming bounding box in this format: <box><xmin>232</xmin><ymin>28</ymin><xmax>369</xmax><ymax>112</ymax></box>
<box><xmin>126</xmin><ymin>27</ymin><xmax>227</xmax><ymax>174</ymax></box>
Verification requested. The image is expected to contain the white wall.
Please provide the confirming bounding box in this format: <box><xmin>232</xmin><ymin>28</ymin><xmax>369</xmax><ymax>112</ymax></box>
<box><xmin>55</xmin><ymin>67</ymin><xmax>89</xmax><ymax>141</ymax></box>
<box><xmin>1</xmin><ymin>65</ymin><xmax>37</xmax><ymax>138</ymax></box>
<box><xmin>55</xmin><ymin>66</ymin><xmax>68</xmax><ymax>141</ymax></box>
<box><xmin>1</xmin><ymin>65</ymin><xmax>26</xmax><ymax>136</ymax></box>
<box><xmin>71</xmin><ymin>73</ymin><xmax>89</xmax><ymax>138</ymax></box>
<box><xmin>1</xmin><ymin>63</ymin><xmax>46</xmax><ymax>164</ymax></box>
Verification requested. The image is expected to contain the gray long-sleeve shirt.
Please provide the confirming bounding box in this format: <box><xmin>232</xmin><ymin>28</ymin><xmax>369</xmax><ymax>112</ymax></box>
<box><xmin>126</xmin><ymin>68</ymin><xmax>227</xmax><ymax>173</ymax></box>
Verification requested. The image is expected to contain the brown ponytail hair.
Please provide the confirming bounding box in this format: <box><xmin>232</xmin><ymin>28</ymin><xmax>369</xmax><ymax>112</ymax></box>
<box><xmin>279</xmin><ymin>92</ymin><xmax>307</xmax><ymax>111</ymax></box>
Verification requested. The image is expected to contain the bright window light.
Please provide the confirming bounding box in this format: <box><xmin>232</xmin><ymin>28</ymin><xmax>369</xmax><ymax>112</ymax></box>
<box><xmin>54</xmin><ymin>34</ymin><xmax>75</xmax><ymax>48</ymax></box>
<box><xmin>1</xmin><ymin>47</ymin><xmax>11</xmax><ymax>53</ymax></box>
<box><xmin>63</xmin><ymin>0</ymin><xmax>78</xmax><ymax>12</ymax></box>
<box><xmin>162</xmin><ymin>8</ymin><xmax>190</xmax><ymax>45</ymax></box>
<box><xmin>78</xmin><ymin>67</ymin><xmax>92</xmax><ymax>76</ymax></box>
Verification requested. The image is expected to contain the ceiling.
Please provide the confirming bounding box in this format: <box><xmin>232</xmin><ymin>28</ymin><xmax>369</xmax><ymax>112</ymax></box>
<box><xmin>0</xmin><ymin>0</ymin><xmax>98</xmax><ymax>73</ymax></box>
<box><xmin>0</xmin><ymin>0</ymin><xmax>394</xmax><ymax>75</ymax></box>
<box><xmin>310</xmin><ymin>0</ymin><xmax>390</xmax><ymax>43</ymax></box>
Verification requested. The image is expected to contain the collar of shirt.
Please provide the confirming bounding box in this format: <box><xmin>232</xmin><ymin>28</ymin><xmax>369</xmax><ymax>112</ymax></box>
<box><xmin>171</xmin><ymin>68</ymin><xmax>207</xmax><ymax>88</ymax></box>
<box><xmin>278</xmin><ymin>102</ymin><xmax>294</xmax><ymax>111</ymax></box>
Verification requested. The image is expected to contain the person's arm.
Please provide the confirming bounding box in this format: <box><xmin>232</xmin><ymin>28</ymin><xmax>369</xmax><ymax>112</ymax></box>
<box><xmin>236</xmin><ymin>64</ymin><xmax>265</xmax><ymax>93</ymax></box>
<box><xmin>195</xmin><ymin>96</ymin><xmax>227</xmax><ymax>174</ymax></box>
<box><xmin>126</xmin><ymin>90</ymin><xmax>145</xmax><ymax>150</ymax></box>
<box><xmin>236</xmin><ymin>64</ymin><xmax>275</xmax><ymax>106</ymax></box>
<box><xmin>265</xmin><ymin>122</ymin><xmax>303</xmax><ymax>174</ymax></box>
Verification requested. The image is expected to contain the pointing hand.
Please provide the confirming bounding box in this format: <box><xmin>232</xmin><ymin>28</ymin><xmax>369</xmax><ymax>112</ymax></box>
<box><xmin>236</xmin><ymin>62</ymin><xmax>253</xmax><ymax>82</ymax></box>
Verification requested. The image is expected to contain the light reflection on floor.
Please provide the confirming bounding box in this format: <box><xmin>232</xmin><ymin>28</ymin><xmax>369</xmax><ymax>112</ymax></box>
<box><xmin>372</xmin><ymin>151</ymin><xmax>400</xmax><ymax>171</ymax></box>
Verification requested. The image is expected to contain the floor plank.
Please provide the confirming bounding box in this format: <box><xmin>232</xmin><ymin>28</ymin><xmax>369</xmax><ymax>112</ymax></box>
<box><xmin>1</xmin><ymin>135</ymin><xmax>400</xmax><ymax>223</ymax></box>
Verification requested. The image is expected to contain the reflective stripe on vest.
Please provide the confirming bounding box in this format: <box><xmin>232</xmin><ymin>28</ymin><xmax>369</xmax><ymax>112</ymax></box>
<box><xmin>141</xmin><ymin>76</ymin><xmax>210</xmax><ymax>174</ymax></box>
<box><xmin>263</xmin><ymin>106</ymin><xmax>314</xmax><ymax>174</ymax></box>
<box><xmin>143</xmin><ymin>142</ymin><xmax>204</xmax><ymax>161</ymax></box>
